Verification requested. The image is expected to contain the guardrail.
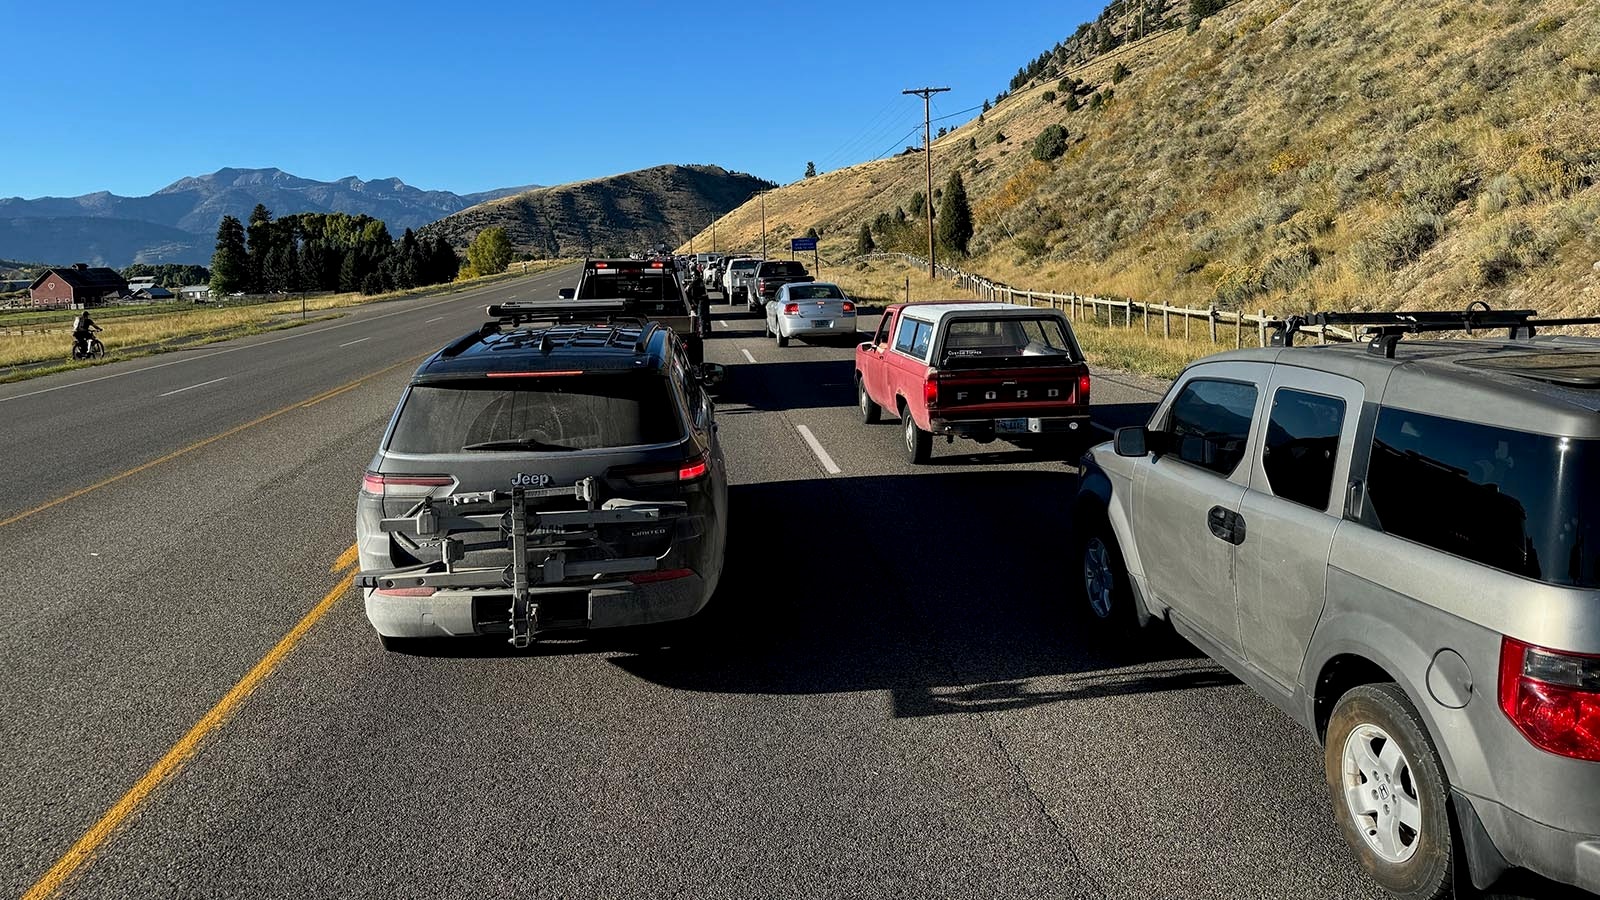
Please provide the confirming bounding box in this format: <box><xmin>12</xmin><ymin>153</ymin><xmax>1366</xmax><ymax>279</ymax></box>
<box><xmin>851</xmin><ymin>252</ymin><xmax>1357</xmax><ymax>348</ymax></box>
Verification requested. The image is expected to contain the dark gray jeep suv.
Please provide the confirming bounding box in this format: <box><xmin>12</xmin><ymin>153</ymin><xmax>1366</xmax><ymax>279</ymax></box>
<box><xmin>357</xmin><ymin>300</ymin><xmax>728</xmax><ymax>650</ymax></box>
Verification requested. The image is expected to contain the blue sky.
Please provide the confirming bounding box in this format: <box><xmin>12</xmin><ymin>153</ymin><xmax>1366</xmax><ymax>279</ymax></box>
<box><xmin>5</xmin><ymin>0</ymin><xmax>1100</xmax><ymax>199</ymax></box>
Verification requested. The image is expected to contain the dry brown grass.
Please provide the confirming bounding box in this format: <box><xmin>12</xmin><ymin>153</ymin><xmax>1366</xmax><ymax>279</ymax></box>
<box><xmin>682</xmin><ymin>0</ymin><xmax>1600</xmax><ymax>320</ymax></box>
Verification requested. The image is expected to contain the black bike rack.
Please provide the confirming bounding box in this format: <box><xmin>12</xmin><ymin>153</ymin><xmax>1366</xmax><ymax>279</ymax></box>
<box><xmin>1270</xmin><ymin>302</ymin><xmax>1600</xmax><ymax>358</ymax></box>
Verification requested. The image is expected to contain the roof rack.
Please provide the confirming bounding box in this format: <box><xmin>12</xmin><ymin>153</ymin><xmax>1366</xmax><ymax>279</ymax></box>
<box><xmin>1271</xmin><ymin>302</ymin><xmax>1600</xmax><ymax>358</ymax></box>
<box><xmin>485</xmin><ymin>299</ymin><xmax>645</xmax><ymax>328</ymax></box>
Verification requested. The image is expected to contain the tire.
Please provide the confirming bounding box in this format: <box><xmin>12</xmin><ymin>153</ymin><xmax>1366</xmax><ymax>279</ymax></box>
<box><xmin>858</xmin><ymin>376</ymin><xmax>881</xmax><ymax>424</ymax></box>
<box><xmin>1325</xmin><ymin>683</ymin><xmax>1454</xmax><ymax>900</ymax></box>
<box><xmin>776</xmin><ymin>329</ymin><xmax>789</xmax><ymax>348</ymax></box>
<box><xmin>1072</xmin><ymin>512</ymin><xmax>1138</xmax><ymax>633</ymax></box>
<box><xmin>901</xmin><ymin>404</ymin><xmax>932</xmax><ymax>464</ymax></box>
<box><xmin>91</xmin><ymin>339</ymin><xmax>104</xmax><ymax>359</ymax></box>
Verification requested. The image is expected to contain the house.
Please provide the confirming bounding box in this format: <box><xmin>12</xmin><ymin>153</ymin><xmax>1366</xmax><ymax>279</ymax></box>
<box><xmin>130</xmin><ymin>285</ymin><xmax>176</xmax><ymax>302</ymax></box>
<box><xmin>28</xmin><ymin>264</ymin><xmax>128</xmax><ymax>308</ymax></box>
<box><xmin>177</xmin><ymin>284</ymin><xmax>211</xmax><ymax>302</ymax></box>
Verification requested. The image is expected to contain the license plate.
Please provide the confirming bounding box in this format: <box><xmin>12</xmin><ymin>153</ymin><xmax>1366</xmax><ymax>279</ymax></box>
<box><xmin>811</xmin><ymin>320</ymin><xmax>830</xmax><ymax>328</ymax></box>
<box><xmin>996</xmin><ymin>418</ymin><xmax>1028</xmax><ymax>434</ymax></box>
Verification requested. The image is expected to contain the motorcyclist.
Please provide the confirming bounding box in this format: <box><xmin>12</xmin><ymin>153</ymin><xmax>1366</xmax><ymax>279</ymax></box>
<box><xmin>687</xmin><ymin>269</ymin><xmax>711</xmax><ymax>337</ymax></box>
<box><xmin>72</xmin><ymin>310</ymin><xmax>103</xmax><ymax>357</ymax></box>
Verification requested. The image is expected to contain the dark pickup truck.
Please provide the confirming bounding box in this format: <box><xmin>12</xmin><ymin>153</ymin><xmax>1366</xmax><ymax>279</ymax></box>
<box><xmin>856</xmin><ymin>302</ymin><xmax>1092</xmax><ymax>463</ymax></box>
<box><xmin>562</xmin><ymin>258</ymin><xmax>703</xmax><ymax>363</ymax></box>
<box><xmin>747</xmin><ymin>260</ymin><xmax>814</xmax><ymax>311</ymax></box>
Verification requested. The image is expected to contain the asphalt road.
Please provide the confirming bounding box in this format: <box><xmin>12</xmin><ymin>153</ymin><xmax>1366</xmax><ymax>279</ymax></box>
<box><xmin>2</xmin><ymin>277</ymin><xmax>1398</xmax><ymax>899</ymax></box>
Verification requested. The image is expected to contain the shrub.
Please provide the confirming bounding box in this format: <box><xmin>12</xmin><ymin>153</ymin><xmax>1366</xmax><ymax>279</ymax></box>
<box><xmin>1032</xmin><ymin>124</ymin><xmax>1070</xmax><ymax>162</ymax></box>
<box><xmin>994</xmin><ymin>131</ymin><xmax>1008</xmax><ymax>144</ymax></box>
<box><xmin>1354</xmin><ymin>209</ymin><xmax>1444</xmax><ymax>274</ymax></box>
<box><xmin>1064</xmin><ymin>93</ymin><xmax>1081</xmax><ymax>112</ymax></box>
<box><xmin>1111</xmin><ymin>62</ymin><xmax>1130</xmax><ymax>83</ymax></box>
<box><xmin>1042</xmin><ymin>91</ymin><xmax>1057</xmax><ymax>103</ymax></box>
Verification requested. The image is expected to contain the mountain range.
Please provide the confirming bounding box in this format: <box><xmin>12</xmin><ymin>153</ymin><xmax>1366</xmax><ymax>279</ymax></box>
<box><xmin>421</xmin><ymin>165</ymin><xmax>774</xmax><ymax>259</ymax></box>
<box><xmin>0</xmin><ymin>168</ymin><xmax>538</xmax><ymax>267</ymax></box>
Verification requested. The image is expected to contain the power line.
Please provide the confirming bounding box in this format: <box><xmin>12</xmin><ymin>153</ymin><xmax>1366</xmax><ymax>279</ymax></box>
<box><xmin>872</xmin><ymin>123</ymin><xmax>927</xmax><ymax>162</ymax></box>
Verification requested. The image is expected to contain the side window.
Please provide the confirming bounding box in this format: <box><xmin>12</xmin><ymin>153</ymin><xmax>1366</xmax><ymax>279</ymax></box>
<box><xmin>1166</xmin><ymin>379</ymin><xmax>1258</xmax><ymax>477</ymax></box>
<box><xmin>872</xmin><ymin>313</ymin><xmax>894</xmax><ymax>346</ymax></box>
<box><xmin>1263</xmin><ymin>388</ymin><xmax>1345</xmax><ymax>510</ymax></box>
<box><xmin>910</xmin><ymin>321</ymin><xmax>933</xmax><ymax>357</ymax></box>
<box><xmin>893</xmin><ymin>316</ymin><xmax>920</xmax><ymax>353</ymax></box>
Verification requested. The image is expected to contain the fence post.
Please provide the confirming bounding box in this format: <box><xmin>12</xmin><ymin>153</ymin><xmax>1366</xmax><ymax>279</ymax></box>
<box><xmin>1142</xmin><ymin>302</ymin><xmax>1149</xmax><ymax>334</ymax></box>
<box><xmin>1184</xmin><ymin>310</ymin><xmax>1190</xmax><ymax>341</ymax></box>
<box><xmin>1163</xmin><ymin>305</ymin><xmax>1171</xmax><ymax>340</ymax></box>
<box><xmin>1235</xmin><ymin>311</ymin><xmax>1243</xmax><ymax>348</ymax></box>
<box><xmin>1209</xmin><ymin>307</ymin><xmax>1218</xmax><ymax>344</ymax></box>
<box><xmin>1124</xmin><ymin>300</ymin><xmax>1131</xmax><ymax>328</ymax></box>
<box><xmin>1258</xmin><ymin>309</ymin><xmax>1267</xmax><ymax>347</ymax></box>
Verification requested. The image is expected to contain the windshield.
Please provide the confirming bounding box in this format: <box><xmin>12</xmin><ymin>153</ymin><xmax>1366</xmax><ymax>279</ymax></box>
<box><xmin>787</xmin><ymin>284</ymin><xmax>844</xmax><ymax>300</ymax></box>
<box><xmin>938</xmin><ymin>317</ymin><xmax>1078</xmax><ymax>364</ymax></box>
<box><xmin>387</xmin><ymin>375</ymin><xmax>684</xmax><ymax>453</ymax></box>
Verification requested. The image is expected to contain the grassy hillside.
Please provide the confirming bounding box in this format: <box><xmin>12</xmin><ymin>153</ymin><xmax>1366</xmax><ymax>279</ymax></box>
<box><xmin>686</xmin><ymin>0</ymin><xmax>1600</xmax><ymax>317</ymax></box>
<box><xmin>425</xmin><ymin>164</ymin><xmax>773</xmax><ymax>259</ymax></box>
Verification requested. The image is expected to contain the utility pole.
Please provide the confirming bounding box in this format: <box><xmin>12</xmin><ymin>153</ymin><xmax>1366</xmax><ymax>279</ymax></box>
<box><xmin>760</xmin><ymin>191</ymin><xmax>768</xmax><ymax>259</ymax></box>
<box><xmin>903</xmin><ymin>86</ymin><xmax>949</xmax><ymax>280</ymax></box>
<box><xmin>712</xmin><ymin>220</ymin><xmax>717</xmax><ymax>253</ymax></box>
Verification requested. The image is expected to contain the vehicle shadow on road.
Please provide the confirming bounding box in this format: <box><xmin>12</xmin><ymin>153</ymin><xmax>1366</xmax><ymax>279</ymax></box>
<box><xmin>597</xmin><ymin>470</ymin><xmax>1222</xmax><ymax>717</ymax></box>
<box><xmin>717</xmin><ymin>359</ymin><xmax>859</xmax><ymax>413</ymax></box>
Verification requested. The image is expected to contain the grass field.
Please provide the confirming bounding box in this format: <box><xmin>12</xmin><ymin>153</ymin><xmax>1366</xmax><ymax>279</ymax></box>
<box><xmin>0</xmin><ymin>259</ymin><xmax>572</xmax><ymax>372</ymax></box>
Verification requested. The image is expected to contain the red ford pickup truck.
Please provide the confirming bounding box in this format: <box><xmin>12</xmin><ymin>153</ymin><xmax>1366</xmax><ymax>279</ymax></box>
<box><xmin>855</xmin><ymin>302</ymin><xmax>1092</xmax><ymax>463</ymax></box>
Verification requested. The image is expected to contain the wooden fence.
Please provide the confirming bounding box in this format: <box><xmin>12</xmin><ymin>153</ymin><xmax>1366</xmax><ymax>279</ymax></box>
<box><xmin>853</xmin><ymin>252</ymin><xmax>1358</xmax><ymax>348</ymax></box>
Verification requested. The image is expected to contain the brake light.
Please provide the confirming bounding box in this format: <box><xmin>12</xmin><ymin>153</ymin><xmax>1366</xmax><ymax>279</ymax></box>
<box><xmin>783</xmin><ymin>303</ymin><xmax>799</xmax><ymax>315</ymax></box>
<box><xmin>650</xmin><ymin>261</ymin><xmax>664</xmax><ymax>268</ymax></box>
<box><xmin>924</xmin><ymin>377</ymin><xmax>939</xmax><ymax>408</ymax></box>
<box><xmin>1078</xmin><ymin>374</ymin><xmax>1092</xmax><ymax>404</ymax></box>
<box><xmin>628</xmin><ymin>568</ymin><xmax>694</xmax><ymax>584</ymax></box>
<box><xmin>1499</xmin><ymin>637</ymin><xmax>1600</xmax><ymax>761</ymax></box>
<box><xmin>610</xmin><ymin>455</ymin><xmax>708</xmax><ymax>486</ymax></box>
<box><xmin>841</xmin><ymin>301</ymin><xmax>855</xmax><ymax>313</ymax></box>
<box><xmin>362</xmin><ymin>472</ymin><xmax>453</xmax><ymax>498</ymax></box>
<box><xmin>592</xmin><ymin>262</ymin><xmax>611</xmax><ymax>269</ymax></box>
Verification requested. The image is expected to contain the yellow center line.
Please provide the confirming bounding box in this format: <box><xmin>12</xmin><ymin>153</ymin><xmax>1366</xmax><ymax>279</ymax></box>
<box><xmin>22</xmin><ymin>558</ymin><xmax>359</xmax><ymax>900</ymax></box>
<box><xmin>329</xmin><ymin>544</ymin><xmax>360</xmax><ymax>574</ymax></box>
<box><xmin>0</xmin><ymin>355</ymin><xmax>425</xmax><ymax>531</ymax></box>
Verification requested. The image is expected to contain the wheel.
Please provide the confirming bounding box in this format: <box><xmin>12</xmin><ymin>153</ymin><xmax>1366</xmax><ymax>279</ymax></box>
<box><xmin>858</xmin><ymin>377</ymin><xmax>881</xmax><ymax>424</ymax></box>
<box><xmin>1325</xmin><ymin>683</ymin><xmax>1454</xmax><ymax>900</ymax></box>
<box><xmin>901</xmin><ymin>405</ymin><xmax>932</xmax><ymax>464</ymax></box>
<box><xmin>91</xmin><ymin>339</ymin><xmax>104</xmax><ymax>359</ymax></box>
<box><xmin>776</xmin><ymin>329</ymin><xmax>789</xmax><ymax>348</ymax></box>
<box><xmin>1073</xmin><ymin>513</ymin><xmax>1136</xmax><ymax>632</ymax></box>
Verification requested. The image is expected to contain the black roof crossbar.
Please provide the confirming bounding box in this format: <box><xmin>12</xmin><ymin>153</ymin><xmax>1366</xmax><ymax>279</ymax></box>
<box><xmin>1271</xmin><ymin>303</ymin><xmax>1600</xmax><ymax>358</ymax></box>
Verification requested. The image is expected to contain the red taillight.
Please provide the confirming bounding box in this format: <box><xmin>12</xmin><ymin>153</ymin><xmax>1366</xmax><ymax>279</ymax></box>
<box><xmin>757</xmin><ymin>279</ymin><xmax>767</xmax><ymax>290</ymax></box>
<box><xmin>1499</xmin><ymin>637</ymin><xmax>1600</xmax><ymax>762</ymax></box>
<box><xmin>610</xmin><ymin>455</ymin><xmax>708</xmax><ymax>486</ymax></box>
<box><xmin>783</xmin><ymin>303</ymin><xmax>799</xmax><ymax>315</ymax></box>
<box><xmin>841</xmin><ymin>301</ymin><xmax>855</xmax><ymax>313</ymax></box>
<box><xmin>1077</xmin><ymin>374</ymin><xmax>1092</xmax><ymax>404</ymax></box>
<box><xmin>362</xmin><ymin>472</ymin><xmax>453</xmax><ymax>497</ymax></box>
<box><xmin>650</xmin><ymin>261</ymin><xmax>664</xmax><ymax>268</ymax></box>
<box><xmin>924</xmin><ymin>377</ymin><xmax>939</xmax><ymax>408</ymax></box>
<box><xmin>628</xmin><ymin>568</ymin><xmax>694</xmax><ymax>585</ymax></box>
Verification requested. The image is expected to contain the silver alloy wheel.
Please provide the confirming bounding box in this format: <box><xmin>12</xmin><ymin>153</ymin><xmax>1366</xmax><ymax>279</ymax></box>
<box><xmin>1340</xmin><ymin>723</ymin><xmax>1423</xmax><ymax>864</ymax></box>
<box><xmin>1082</xmin><ymin>536</ymin><xmax>1114</xmax><ymax>619</ymax></box>
<box><xmin>904</xmin><ymin>414</ymin><xmax>916</xmax><ymax>453</ymax></box>
<box><xmin>860</xmin><ymin>383</ymin><xmax>870</xmax><ymax>416</ymax></box>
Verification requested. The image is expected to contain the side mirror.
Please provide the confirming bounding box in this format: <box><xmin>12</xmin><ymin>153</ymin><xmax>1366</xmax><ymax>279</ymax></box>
<box><xmin>557</xmin><ymin>288</ymin><xmax>575</xmax><ymax>300</ymax></box>
<box><xmin>695</xmin><ymin>363</ymin><xmax>726</xmax><ymax>388</ymax></box>
<box><xmin>1114</xmin><ymin>426</ymin><xmax>1150</xmax><ymax>458</ymax></box>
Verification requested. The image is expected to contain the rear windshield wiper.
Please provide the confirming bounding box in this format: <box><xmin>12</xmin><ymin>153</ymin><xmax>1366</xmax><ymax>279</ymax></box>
<box><xmin>461</xmin><ymin>439</ymin><xmax>579</xmax><ymax>452</ymax></box>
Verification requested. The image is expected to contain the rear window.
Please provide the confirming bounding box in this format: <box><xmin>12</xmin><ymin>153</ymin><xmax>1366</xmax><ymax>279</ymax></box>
<box><xmin>1366</xmin><ymin>409</ymin><xmax>1600</xmax><ymax>587</ymax></box>
<box><xmin>731</xmin><ymin>260</ymin><xmax>760</xmax><ymax>273</ymax></box>
<box><xmin>576</xmin><ymin>272</ymin><xmax>687</xmax><ymax>316</ymax></box>
<box><xmin>387</xmin><ymin>375</ymin><xmax>685</xmax><ymax>454</ymax></box>
<box><xmin>758</xmin><ymin>261</ymin><xmax>807</xmax><ymax>276</ymax></box>
<box><xmin>939</xmin><ymin>317</ymin><xmax>1077</xmax><ymax>364</ymax></box>
<box><xmin>787</xmin><ymin>284</ymin><xmax>844</xmax><ymax>300</ymax></box>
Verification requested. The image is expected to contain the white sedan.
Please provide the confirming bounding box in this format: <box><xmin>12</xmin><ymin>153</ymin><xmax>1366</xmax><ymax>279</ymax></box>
<box><xmin>764</xmin><ymin>282</ymin><xmax>857</xmax><ymax>347</ymax></box>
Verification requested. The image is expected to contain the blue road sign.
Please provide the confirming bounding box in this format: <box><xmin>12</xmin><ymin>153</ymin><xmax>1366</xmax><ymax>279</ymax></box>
<box><xmin>790</xmin><ymin>237</ymin><xmax>818</xmax><ymax>251</ymax></box>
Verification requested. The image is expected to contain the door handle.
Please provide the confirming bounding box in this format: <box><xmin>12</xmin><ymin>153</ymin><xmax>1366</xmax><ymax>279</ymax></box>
<box><xmin>1207</xmin><ymin>506</ymin><xmax>1247</xmax><ymax>545</ymax></box>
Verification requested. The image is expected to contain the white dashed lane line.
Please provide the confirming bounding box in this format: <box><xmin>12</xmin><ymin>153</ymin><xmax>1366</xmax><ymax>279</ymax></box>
<box><xmin>796</xmin><ymin>424</ymin><xmax>842</xmax><ymax>475</ymax></box>
<box><xmin>740</xmin><ymin>349</ymin><xmax>757</xmax><ymax>364</ymax></box>
<box><xmin>158</xmin><ymin>377</ymin><xmax>228</xmax><ymax>398</ymax></box>
<box><xmin>338</xmin><ymin>337</ymin><xmax>371</xmax><ymax>348</ymax></box>
<box><xmin>425</xmin><ymin>316</ymin><xmax>445</xmax><ymax>324</ymax></box>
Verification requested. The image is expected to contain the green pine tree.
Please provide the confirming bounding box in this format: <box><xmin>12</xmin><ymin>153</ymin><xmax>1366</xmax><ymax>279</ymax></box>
<box><xmin>936</xmin><ymin>172</ymin><xmax>973</xmax><ymax>256</ymax></box>
<box><xmin>856</xmin><ymin>222</ymin><xmax>875</xmax><ymax>254</ymax></box>
<box><xmin>209</xmin><ymin>215</ymin><xmax>249</xmax><ymax>296</ymax></box>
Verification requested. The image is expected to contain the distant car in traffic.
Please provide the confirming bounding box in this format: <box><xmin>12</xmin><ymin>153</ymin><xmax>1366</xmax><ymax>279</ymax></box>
<box><xmin>357</xmin><ymin>300</ymin><xmax>728</xmax><ymax>652</ymax></box>
<box><xmin>764</xmin><ymin>281</ymin><xmax>857</xmax><ymax>347</ymax></box>
<box><xmin>748</xmin><ymin>260</ymin><xmax>813</xmax><ymax>311</ymax></box>
<box><xmin>723</xmin><ymin>257</ymin><xmax>760</xmax><ymax>304</ymax></box>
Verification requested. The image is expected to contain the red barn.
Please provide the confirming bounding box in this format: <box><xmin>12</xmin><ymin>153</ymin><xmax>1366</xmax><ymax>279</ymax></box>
<box><xmin>28</xmin><ymin>264</ymin><xmax>128</xmax><ymax>308</ymax></box>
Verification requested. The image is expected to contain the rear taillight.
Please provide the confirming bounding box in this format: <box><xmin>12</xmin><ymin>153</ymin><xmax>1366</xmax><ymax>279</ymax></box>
<box><xmin>924</xmin><ymin>377</ymin><xmax>939</xmax><ymax>408</ymax></box>
<box><xmin>1077</xmin><ymin>374</ymin><xmax>1092</xmax><ymax>404</ymax></box>
<box><xmin>783</xmin><ymin>303</ymin><xmax>799</xmax><ymax>315</ymax></box>
<box><xmin>610</xmin><ymin>455</ymin><xmax>708</xmax><ymax>487</ymax></box>
<box><xmin>361</xmin><ymin>472</ymin><xmax>453</xmax><ymax>498</ymax></box>
<box><xmin>841</xmin><ymin>301</ymin><xmax>855</xmax><ymax>313</ymax></box>
<box><xmin>628</xmin><ymin>568</ymin><xmax>694</xmax><ymax>585</ymax></box>
<box><xmin>1499</xmin><ymin>637</ymin><xmax>1600</xmax><ymax>762</ymax></box>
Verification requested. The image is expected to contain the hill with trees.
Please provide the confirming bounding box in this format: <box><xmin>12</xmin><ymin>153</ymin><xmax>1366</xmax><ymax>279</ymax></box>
<box><xmin>683</xmin><ymin>0</ymin><xmax>1600</xmax><ymax>316</ymax></box>
<box><xmin>423</xmin><ymin>165</ymin><xmax>774</xmax><ymax>259</ymax></box>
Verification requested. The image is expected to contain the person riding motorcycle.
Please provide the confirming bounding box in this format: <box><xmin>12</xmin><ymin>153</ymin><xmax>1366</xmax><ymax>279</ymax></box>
<box><xmin>72</xmin><ymin>310</ymin><xmax>103</xmax><ymax>357</ymax></box>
